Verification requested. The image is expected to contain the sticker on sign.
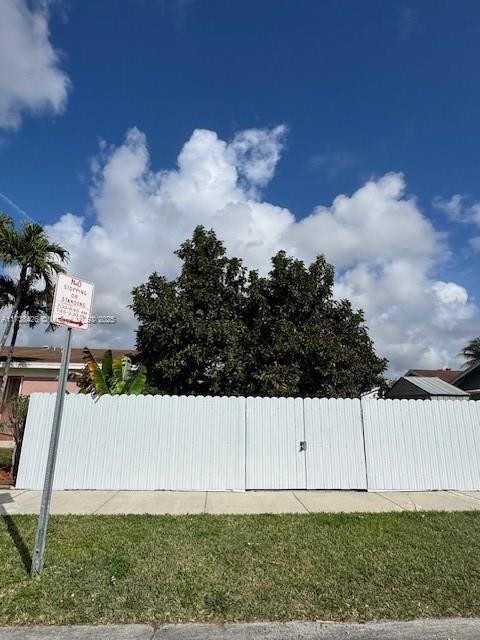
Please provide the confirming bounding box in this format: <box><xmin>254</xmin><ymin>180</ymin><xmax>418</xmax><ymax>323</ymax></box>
<box><xmin>51</xmin><ymin>273</ymin><xmax>94</xmax><ymax>330</ymax></box>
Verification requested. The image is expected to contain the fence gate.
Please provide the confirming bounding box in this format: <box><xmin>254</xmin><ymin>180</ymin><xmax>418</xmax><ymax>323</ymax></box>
<box><xmin>246</xmin><ymin>397</ymin><xmax>306</xmax><ymax>489</ymax></box>
<box><xmin>304</xmin><ymin>398</ymin><xmax>367</xmax><ymax>490</ymax></box>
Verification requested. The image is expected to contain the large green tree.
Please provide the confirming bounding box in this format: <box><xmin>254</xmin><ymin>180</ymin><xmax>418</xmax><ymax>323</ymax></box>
<box><xmin>242</xmin><ymin>251</ymin><xmax>387</xmax><ymax>397</ymax></box>
<box><xmin>132</xmin><ymin>227</ymin><xmax>247</xmax><ymax>395</ymax></box>
<box><xmin>131</xmin><ymin>226</ymin><xmax>387</xmax><ymax>397</ymax></box>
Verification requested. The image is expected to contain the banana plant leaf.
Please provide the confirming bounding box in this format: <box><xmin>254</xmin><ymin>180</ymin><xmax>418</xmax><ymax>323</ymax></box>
<box><xmin>101</xmin><ymin>349</ymin><xmax>113</xmax><ymax>379</ymax></box>
<box><xmin>121</xmin><ymin>356</ymin><xmax>132</xmax><ymax>381</ymax></box>
<box><xmin>84</xmin><ymin>347</ymin><xmax>110</xmax><ymax>395</ymax></box>
<box><xmin>111</xmin><ymin>356</ymin><xmax>129</xmax><ymax>394</ymax></box>
<box><xmin>127</xmin><ymin>366</ymin><xmax>147</xmax><ymax>395</ymax></box>
<box><xmin>82</xmin><ymin>349</ymin><xmax>147</xmax><ymax>396</ymax></box>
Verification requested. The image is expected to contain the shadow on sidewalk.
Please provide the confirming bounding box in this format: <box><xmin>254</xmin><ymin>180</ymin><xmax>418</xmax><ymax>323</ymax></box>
<box><xmin>0</xmin><ymin>497</ymin><xmax>32</xmax><ymax>574</ymax></box>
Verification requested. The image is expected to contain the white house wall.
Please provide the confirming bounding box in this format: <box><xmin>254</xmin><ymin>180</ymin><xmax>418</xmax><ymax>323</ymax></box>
<box><xmin>16</xmin><ymin>394</ymin><xmax>480</xmax><ymax>491</ymax></box>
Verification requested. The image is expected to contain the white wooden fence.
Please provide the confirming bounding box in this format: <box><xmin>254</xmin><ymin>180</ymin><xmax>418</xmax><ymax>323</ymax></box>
<box><xmin>16</xmin><ymin>393</ymin><xmax>480</xmax><ymax>491</ymax></box>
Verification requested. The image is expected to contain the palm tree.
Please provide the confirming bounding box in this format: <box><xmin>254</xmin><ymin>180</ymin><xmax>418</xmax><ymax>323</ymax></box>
<box><xmin>459</xmin><ymin>337</ymin><xmax>480</xmax><ymax>368</ymax></box>
<box><xmin>0</xmin><ymin>217</ymin><xmax>68</xmax><ymax>404</ymax></box>
<box><xmin>0</xmin><ymin>279</ymin><xmax>56</xmax><ymax>405</ymax></box>
<box><xmin>0</xmin><ymin>218</ymin><xmax>68</xmax><ymax>352</ymax></box>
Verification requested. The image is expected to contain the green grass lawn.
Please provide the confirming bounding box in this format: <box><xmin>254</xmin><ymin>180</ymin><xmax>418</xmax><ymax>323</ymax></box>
<box><xmin>1</xmin><ymin>512</ymin><xmax>480</xmax><ymax>625</ymax></box>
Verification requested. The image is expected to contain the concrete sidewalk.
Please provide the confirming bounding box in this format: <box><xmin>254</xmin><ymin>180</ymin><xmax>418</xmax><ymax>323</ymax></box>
<box><xmin>2</xmin><ymin>489</ymin><xmax>480</xmax><ymax>515</ymax></box>
<box><xmin>2</xmin><ymin>620</ymin><xmax>480</xmax><ymax>639</ymax></box>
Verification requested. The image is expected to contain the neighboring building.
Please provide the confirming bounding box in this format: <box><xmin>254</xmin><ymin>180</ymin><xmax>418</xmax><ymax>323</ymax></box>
<box><xmin>0</xmin><ymin>346</ymin><xmax>133</xmax><ymax>438</ymax></box>
<box><xmin>361</xmin><ymin>387</ymin><xmax>381</xmax><ymax>400</ymax></box>
<box><xmin>451</xmin><ymin>363</ymin><xmax>480</xmax><ymax>400</ymax></box>
<box><xmin>404</xmin><ymin>368</ymin><xmax>463</xmax><ymax>383</ymax></box>
<box><xmin>402</xmin><ymin>366</ymin><xmax>480</xmax><ymax>400</ymax></box>
<box><xmin>384</xmin><ymin>376</ymin><xmax>470</xmax><ymax>401</ymax></box>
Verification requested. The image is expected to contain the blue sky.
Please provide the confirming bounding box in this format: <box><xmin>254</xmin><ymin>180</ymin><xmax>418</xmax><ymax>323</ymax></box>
<box><xmin>0</xmin><ymin>0</ymin><xmax>479</xmax><ymax>373</ymax></box>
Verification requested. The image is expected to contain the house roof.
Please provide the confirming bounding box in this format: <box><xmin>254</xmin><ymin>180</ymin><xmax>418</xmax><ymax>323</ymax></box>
<box><xmin>404</xmin><ymin>376</ymin><xmax>469</xmax><ymax>396</ymax></box>
<box><xmin>0</xmin><ymin>346</ymin><xmax>135</xmax><ymax>366</ymax></box>
<box><xmin>451</xmin><ymin>362</ymin><xmax>480</xmax><ymax>385</ymax></box>
<box><xmin>405</xmin><ymin>368</ymin><xmax>463</xmax><ymax>383</ymax></box>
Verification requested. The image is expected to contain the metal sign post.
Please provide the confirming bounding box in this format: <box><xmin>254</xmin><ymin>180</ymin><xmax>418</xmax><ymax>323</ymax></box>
<box><xmin>30</xmin><ymin>273</ymin><xmax>94</xmax><ymax>575</ymax></box>
<box><xmin>30</xmin><ymin>326</ymin><xmax>72</xmax><ymax>575</ymax></box>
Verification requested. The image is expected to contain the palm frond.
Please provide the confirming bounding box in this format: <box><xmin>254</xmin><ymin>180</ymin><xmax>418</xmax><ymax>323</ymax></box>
<box><xmin>0</xmin><ymin>275</ymin><xmax>17</xmax><ymax>308</ymax></box>
<box><xmin>459</xmin><ymin>337</ymin><xmax>480</xmax><ymax>368</ymax></box>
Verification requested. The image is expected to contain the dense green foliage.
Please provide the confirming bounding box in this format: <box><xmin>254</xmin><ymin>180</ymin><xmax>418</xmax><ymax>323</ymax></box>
<box><xmin>81</xmin><ymin>349</ymin><xmax>147</xmax><ymax>395</ymax></box>
<box><xmin>131</xmin><ymin>226</ymin><xmax>387</xmax><ymax>397</ymax></box>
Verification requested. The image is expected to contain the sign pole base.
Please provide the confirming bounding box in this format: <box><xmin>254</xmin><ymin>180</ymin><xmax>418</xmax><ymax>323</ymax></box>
<box><xmin>31</xmin><ymin>327</ymin><xmax>72</xmax><ymax>575</ymax></box>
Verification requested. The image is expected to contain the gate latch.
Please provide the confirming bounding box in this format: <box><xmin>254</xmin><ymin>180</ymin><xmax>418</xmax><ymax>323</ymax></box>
<box><xmin>299</xmin><ymin>440</ymin><xmax>307</xmax><ymax>452</ymax></box>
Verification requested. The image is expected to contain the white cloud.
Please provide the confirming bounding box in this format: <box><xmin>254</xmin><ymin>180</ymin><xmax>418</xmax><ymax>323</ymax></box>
<box><xmin>433</xmin><ymin>194</ymin><xmax>480</xmax><ymax>224</ymax></box>
<box><xmin>227</xmin><ymin>125</ymin><xmax>287</xmax><ymax>191</ymax></box>
<box><xmin>433</xmin><ymin>194</ymin><xmax>466</xmax><ymax>221</ymax></box>
<box><xmin>290</xmin><ymin>173</ymin><xmax>442</xmax><ymax>268</ymax></box>
<box><xmin>434</xmin><ymin>195</ymin><xmax>480</xmax><ymax>251</ymax></box>
<box><xmin>39</xmin><ymin>126</ymin><xmax>477</xmax><ymax>375</ymax></box>
<box><xmin>0</xmin><ymin>0</ymin><xmax>69</xmax><ymax>129</ymax></box>
<box><xmin>468</xmin><ymin>202</ymin><xmax>480</xmax><ymax>251</ymax></box>
<box><xmin>334</xmin><ymin>262</ymin><xmax>476</xmax><ymax>374</ymax></box>
<box><xmin>471</xmin><ymin>204</ymin><xmax>480</xmax><ymax>226</ymax></box>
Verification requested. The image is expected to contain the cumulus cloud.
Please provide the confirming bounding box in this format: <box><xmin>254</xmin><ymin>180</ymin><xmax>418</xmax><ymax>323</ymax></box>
<box><xmin>227</xmin><ymin>125</ymin><xmax>287</xmax><ymax>192</ymax></box>
<box><xmin>0</xmin><ymin>0</ymin><xmax>69</xmax><ymax>129</ymax></box>
<box><xmin>290</xmin><ymin>173</ymin><xmax>442</xmax><ymax>267</ymax></box>
<box><xmin>335</xmin><ymin>263</ymin><xmax>476</xmax><ymax>374</ymax></box>
<box><xmin>41</xmin><ymin>125</ymin><xmax>477</xmax><ymax>375</ymax></box>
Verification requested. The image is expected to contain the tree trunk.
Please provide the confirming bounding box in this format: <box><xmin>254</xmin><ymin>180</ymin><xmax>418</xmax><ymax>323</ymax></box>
<box><xmin>0</xmin><ymin>267</ymin><xmax>27</xmax><ymax>399</ymax></box>
<box><xmin>0</xmin><ymin>266</ymin><xmax>26</xmax><ymax>352</ymax></box>
<box><xmin>0</xmin><ymin>310</ymin><xmax>14</xmax><ymax>353</ymax></box>
<box><xmin>0</xmin><ymin>317</ymin><xmax>20</xmax><ymax>407</ymax></box>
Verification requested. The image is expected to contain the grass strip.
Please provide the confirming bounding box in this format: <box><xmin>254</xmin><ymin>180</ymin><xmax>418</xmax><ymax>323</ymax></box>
<box><xmin>1</xmin><ymin>512</ymin><xmax>480</xmax><ymax>624</ymax></box>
